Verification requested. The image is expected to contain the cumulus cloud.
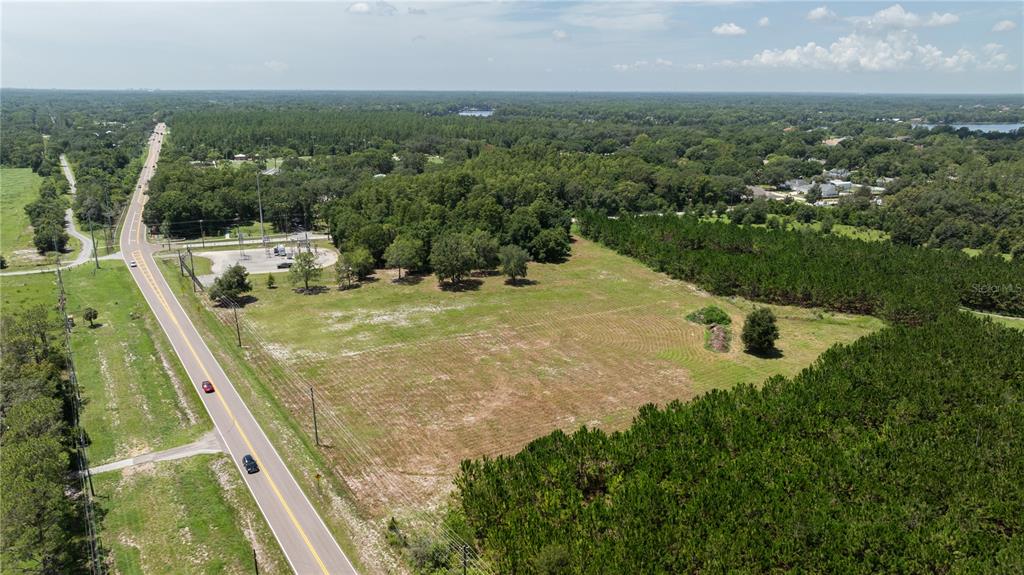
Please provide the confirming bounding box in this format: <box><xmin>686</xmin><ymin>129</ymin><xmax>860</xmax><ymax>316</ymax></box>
<box><xmin>552</xmin><ymin>29</ymin><xmax>569</xmax><ymax>41</ymax></box>
<box><xmin>612</xmin><ymin>58</ymin><xmax>673</xmax><ymax>72</ymax></box>
<box><xmin>347</xmin><ymin>2</ymin><xmax>395</xmax><ymax>15</ymax></box>
<box><xmin>348</xmin><ymin>2</ymin><xmax>370</xmax><ymax>14</ymax></box>
<box><xmin>729</xmin><ymin>31</ymin><xmax>993</xmax><ymax>73</ymax></box>
<box><xmin>979</xmin><ymin>43</ymin><xmax>1016</xmax><ymax>71</ymax></box>
<box><xmin>850</xmin><ymin>4</ymin><xmax>959</xmax><ymax>29</ymax></box>
<box><xmin>758</xmin><ymin>17</ymin><xmax>770</xmax><ymax>28</ymax></box>
<box><xmin>407</xmin><ymin>7</ymin><xmax>426</xmax><ymax>16</ymax></box>
<box><xmin>712</xmin><ymin>22</ymin><xmax>746</xmax><ymax>36</ymax></box>
<box><xmin>807</xmin><ymin>6</ymin><xmax>836</xmax><ymax>22</ymax></box>
<box><xmin>992</xmin><ymin>20</ymin><xmax>1017</xmax><ymax>32</ymax></box>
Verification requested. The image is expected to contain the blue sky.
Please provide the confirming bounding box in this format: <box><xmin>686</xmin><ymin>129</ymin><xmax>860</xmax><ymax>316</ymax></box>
<box><xmin>2</xmin><ymin>1</ymin><xmax>1022</xmax><ymax>93</ymax></box>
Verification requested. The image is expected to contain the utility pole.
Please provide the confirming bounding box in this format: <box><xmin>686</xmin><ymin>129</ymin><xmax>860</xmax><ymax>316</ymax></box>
<box><xmin>253</xmin><ymin>548</ymin><xmax>259</xmax><ymax>575</ymax></box>
<box><xmin>90</xmin><ymin>221</ymin><xmax>99</xmax><ymax>270</ymax></box>
<box><xmin>199</xmin><ymin>219</ymin><xmax>206</xmax><ymax>248</ymax></box>
<box><xmin>310</xmin><ymin>387</ymin><xmax>320</xmax><ymax>446</ymax></box>
<box><xmin>178</xmin><ymin>249</ymin><xmax>185</xmax><ymax>276</ymax></box>
<box><xmin>236</xmin><ymin>224</ymin><xmax>244</xmax><ymax>260</ymax></box>
<box><xmin>463</xmin><ymin>544</ymin><xmax>468</xmax><ymax>575</ymax></box>
<box><xmin>188</xmin><ymin>248</ymin><xmax>197</xmax><ymax>292</ymax></box>
<box><xmin>232</xmin><ymin>305</ymin><xmax>242</xmax><ymax>347</ymax></box>
<box><xmin>257</xmin><ymin>170</ymin><xmax>268</xmax><ymax>256</ymax></box>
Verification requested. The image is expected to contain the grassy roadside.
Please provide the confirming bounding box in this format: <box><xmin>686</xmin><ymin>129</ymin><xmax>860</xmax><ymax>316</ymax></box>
<box><xmin>159</xmin><ymin>258</ymin><xmax>388</xmax><ymax>574</ymax></box>
<box><xmin>157</xmin><ymin>236</ymin><xmax>884</xmax><ymax>574</ymax></box>
<box><xmin>0</xmin><ymin>265</ymin><xmax>288</xmax><ymax>574</ymax></box>
<box><xmin>94</xmin><ymin>454</ymin><xmax>285</xmax><ymax>575</ymax></box>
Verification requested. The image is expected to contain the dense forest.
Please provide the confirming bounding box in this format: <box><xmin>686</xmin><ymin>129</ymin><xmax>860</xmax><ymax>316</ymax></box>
<box><xmin>0</xmin><ymin>306</ymin><xmax>91</xmax><ymax>572</ymax></box>
<box><xmin>4</xmin><ymin>90</ymin><xmax>1024</xmax><ymax>573</ymax></box>
<box><xmin>455</xmin><ymin>312</ymin><xmax>1024</xmax><ymax>573</ymax></box>
<box><xmin>5</xmin><ymin>90</ymin><xmax>1024</xmax><ymax>253</ymax></box>
<box><xmin>1</xmin><ymin>90</ymin><xmax>152</xmax><ymax>241</ymax></box>
<box><xmin>578</xmin><ymin>212</ymin><xmax>1024</xmax><ymax>322</ymax></box>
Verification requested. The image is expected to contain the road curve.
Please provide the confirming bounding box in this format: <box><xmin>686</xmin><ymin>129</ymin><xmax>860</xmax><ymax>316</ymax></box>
<box><xmin>59</xmin><ymin>154</ymin><xmax>95</xmax><ymax>268</ymax></box>
<box><xmin>121</xmin><ymin>124</ymin><xmax>357</xmax><ymax>575</ymax></box>
<box><xmin>0</xmin><ymin>155</ymin><xmax>95</xmax><ymax>277</ymax></box>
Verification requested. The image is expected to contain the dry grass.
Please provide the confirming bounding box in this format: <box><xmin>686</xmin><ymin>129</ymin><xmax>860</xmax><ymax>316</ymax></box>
<box><xmin>197</xmin><ymin>237</ymin><xmax>883</xmax><ymax>520</ymax></box>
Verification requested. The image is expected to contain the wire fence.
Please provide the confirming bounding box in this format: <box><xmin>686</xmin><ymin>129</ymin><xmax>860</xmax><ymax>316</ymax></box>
<box><xmin>54</xmin><ymin>258</ymin><xmax>104</xmax><ymax>575</ymax></box>
<box><xmin>175</xmin><ymin>253</ymin><xmax>495</xmax><ymax>574</ymax></box>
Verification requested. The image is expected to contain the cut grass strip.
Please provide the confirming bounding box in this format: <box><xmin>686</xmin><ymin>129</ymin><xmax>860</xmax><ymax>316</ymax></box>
<box><xmin>94</xmin><ymin>454</ymin><xmax>287</xmax><ymax>575</ymax></box>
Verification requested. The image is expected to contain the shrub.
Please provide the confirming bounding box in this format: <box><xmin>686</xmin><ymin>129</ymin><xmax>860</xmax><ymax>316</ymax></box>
<box><xmin>741</xmin><ymin>307</ymin><xmax>779</xmax><ymax>353</ymax></box>
<box><xmin>686</xmin><ymin>305</ymin><xmax>731</xmax><ymax>326</ymax></box>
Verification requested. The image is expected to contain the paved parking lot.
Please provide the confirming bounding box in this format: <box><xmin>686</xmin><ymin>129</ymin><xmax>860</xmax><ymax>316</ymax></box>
<box><xmin>196</xmin><ymin>245</ymin><xmax>338</xmax><ymax>285</ymax></box>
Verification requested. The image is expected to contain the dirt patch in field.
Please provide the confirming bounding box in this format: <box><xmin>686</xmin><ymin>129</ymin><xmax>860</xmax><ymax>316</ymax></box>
<box><xmin>260</xmin><ymin>303</ymin><xmax>699</xmax><ymax>515</ymax></box>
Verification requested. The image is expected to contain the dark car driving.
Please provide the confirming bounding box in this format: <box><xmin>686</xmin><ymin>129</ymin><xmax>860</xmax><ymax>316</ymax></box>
<box><xmin>242</xmin><ymin>454</ymin><xmax>259</xmax><ymax>474</ymax></box>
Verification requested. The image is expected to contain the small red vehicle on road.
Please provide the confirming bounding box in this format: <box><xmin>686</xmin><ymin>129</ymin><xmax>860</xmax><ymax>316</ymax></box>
<box><xmin>201</xmin><ymin>380</ymin><xmax>215</xmax><ymax>393</ymax></box>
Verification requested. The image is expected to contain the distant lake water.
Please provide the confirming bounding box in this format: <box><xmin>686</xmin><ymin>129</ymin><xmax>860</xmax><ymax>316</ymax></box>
<box><xmin>913</xmin><ymin>123</ymin><xmax>1023</xmax><ymax>133</ymax></box>
<box><xmin>458</xmin><ymin>109</ymin><xmax>494</xmax><ymax>117</ymax></box>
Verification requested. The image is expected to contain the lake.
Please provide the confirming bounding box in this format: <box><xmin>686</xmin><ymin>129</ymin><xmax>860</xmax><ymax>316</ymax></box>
<box><xmin>913</xmin><ymin>123</ymin><xmax>1023</xmax><ymax>133</ymax></box>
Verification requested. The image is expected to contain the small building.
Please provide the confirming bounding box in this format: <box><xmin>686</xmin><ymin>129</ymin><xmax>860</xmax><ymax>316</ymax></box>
<box><xmin>825</xmin><ymin>168</ymin><xmax>851</xmax><ymax>179</ymax></box>
<box><xmin>233</xmin><ymin>153</ymin><xmax>248</xmax><ymax>161</ymax></box>
<box><xmin>829</xmin><ymin>179</ymin><xmax>854</xmax><ymax>192</ymax></box>
<box><xmin>819</xmin><ymin>183</ymin><xmax>838</xmax><ymax>198</ymax></box>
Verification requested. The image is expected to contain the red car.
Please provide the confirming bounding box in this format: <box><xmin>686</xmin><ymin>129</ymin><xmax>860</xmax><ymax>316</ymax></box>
<box><xmin>201</xmin><ymin>380</ymin><xmax>215</xmax><ymax>394</ymax></box>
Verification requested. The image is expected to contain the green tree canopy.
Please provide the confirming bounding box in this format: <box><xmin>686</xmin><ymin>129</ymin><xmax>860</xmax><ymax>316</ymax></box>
<box><xmin>430</xmin><ymin>233</ymin><xmax>475</xmax><ymax>286</ymax></box>
<box><xmin>288</xmin><ymin>251</ymin><xmax>322</xmax><ymax>292</ymax></box>
<box><xmin>208</xmin><ymin>263</ymin><xmax>252</xmax><ymax>305</ymax></box>
<box><xmin>498</xmin><ymin>244</ymin><xmax>529</xmax><ymax>285</ymax></box>
<box><xmin>384</xmin><ymin>237</ymin><xmax>424</xmax><ymax>279</ymax></box>
<box><xmin>741</xmin><ymin>307</ymin><xmax>780</xmax><ymax>353</ymax></box>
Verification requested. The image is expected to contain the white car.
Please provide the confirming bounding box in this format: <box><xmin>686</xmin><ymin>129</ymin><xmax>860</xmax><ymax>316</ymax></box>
<box><xmin>129</xmin><ymin>260</ymin><xmax>137</xmax><ymax>268</ymax></box>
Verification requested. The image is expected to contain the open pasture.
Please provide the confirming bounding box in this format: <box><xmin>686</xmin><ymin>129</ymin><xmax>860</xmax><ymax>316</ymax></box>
<box><xmin>214</xmin><ymin>237</ymin><xmax>884</xmax><ymax>516</ymax></box>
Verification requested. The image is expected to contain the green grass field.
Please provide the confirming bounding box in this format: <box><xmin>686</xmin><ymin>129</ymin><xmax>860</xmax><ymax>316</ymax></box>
<box><xmin>1</xmin><ymin>265</ymin><xmax>285</xmax><ymax>573</ymax></box>
<box><xmin>2</xmin><ymin>265</ymin><xmax>207</xmax><ymax>464</ymax></box>
<box><xmin>165</xmin><ymin>236</ymin><xmax>884</xmax><ymax>521</ymax></box>
<box><xmin>1</xmin><ymin>168</ymin><xmax>43</xmax><ymax>268</ymax></box>
<box><xmin>94</xmin><ymin>454</ymin><xmax>287</xmax><ymax>575</ymax></box>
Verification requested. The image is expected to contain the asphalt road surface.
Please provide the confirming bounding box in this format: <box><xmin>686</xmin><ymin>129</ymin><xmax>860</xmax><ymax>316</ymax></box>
<box><xmin>120</xmin><ymin>124</ymin><xmax>357</xmax><ymax>575</ymax></box>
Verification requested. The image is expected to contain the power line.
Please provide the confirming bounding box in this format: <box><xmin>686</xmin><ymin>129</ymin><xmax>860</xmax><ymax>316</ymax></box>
<box><xmin>55</xmin><ymin>252</ymin><xmax>104</xmax><ymax>575</ymax></box>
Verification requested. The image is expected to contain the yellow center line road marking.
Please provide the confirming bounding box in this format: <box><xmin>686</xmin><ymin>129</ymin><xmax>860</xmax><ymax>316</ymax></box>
<box><xmin>132</xmin><ymin>250</ymin><xmax>332</xmax><ymax>574</ymax></box>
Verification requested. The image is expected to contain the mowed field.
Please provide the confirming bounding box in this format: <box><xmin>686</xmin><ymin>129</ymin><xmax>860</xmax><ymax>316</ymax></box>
<box><xmin>0</xmin><ymin>266</ymin><xmax>287</xmax><ymax>573</ymax></box>
<box><xmin>203</xmin><ymin>236</ymin><xmax>884</xmax><ymax>517</ymax></box>
<box><xmin>0</xmin><ymin>167</ymin><xmax>43</xmax><ymax>267</ymax></box>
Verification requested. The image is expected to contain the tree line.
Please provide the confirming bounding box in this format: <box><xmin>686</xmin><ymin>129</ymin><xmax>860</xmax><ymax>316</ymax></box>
<box><xmin>578</xmin><ymin>212</ymin><xmax>1024</xmax><ymax>323</ymax></box>
<box><xmin>24</xmin><ymin>175</ymin><xmax>71</xmax><ymax>253</ymax></box>
<box><xmin>454</xmin><ymin>312</ymin><xmax>1024</xmax><ymax>573</ymax></box>
<box><xmin>1</xmin><ymin>306</ymin><xmax>92</xmax><ymax>573</ymax></box>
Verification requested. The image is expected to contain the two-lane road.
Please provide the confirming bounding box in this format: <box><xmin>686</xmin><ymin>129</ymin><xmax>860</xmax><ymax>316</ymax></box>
<box><xmin>121</xmin><ymin>124</ymin><xmax>357</xmax><ymax>574</ymax></box>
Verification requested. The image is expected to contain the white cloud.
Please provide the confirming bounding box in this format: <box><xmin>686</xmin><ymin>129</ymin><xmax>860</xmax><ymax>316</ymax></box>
<box><xmin>807</xmin><ymin>6</ymin><xmax>836</xmax><ymax>22</ymax></box>
<box><xmin>730</xmin><ymin>31</ymin><xmax>989</xmax><ymax>73</ymax></box>
<box><xmin>992</xmin><ymin>20</ymin><xmax>1017</xmax><ymax>32</ymax></box>
<box><xmin>850</xmin><ymin>4</ymin><xmax>959</xmax><ymax>29</ymax></box>
<box><xmin>407</xmin><ymin>7</ymin><xmax>426</xmax><ymax>16</ymax></box>
<box><xmin>552</xmin><ymin>29</ymin><xmax>568</xmax><ymax>41</ymax></box>
<box><xmin>712</xmin><ymin>22</ymin><xmax>746</xmax><ymax>36</ymax></box>
<box><xmin>562</xmin><ymin>4</ymin><xmax>669</xmax><ymax>31</ymax></box>
<box><xmin>611</xmin><ymin>58</ymin><xmax>673</xmax><ymax>72</ymax></box>
<box><xmin>980</xmin><ymin>43</ymin><xmax>1016</xmax><ymax>71</ymax></box>
<box><xmin>925</xmin><ymin>12</ymin><xmax>959</xmax><ymax>27</ymax></box>
<box><xmin>348</xmin><ymin>2</ymin><xmax>370</xmax><ymax>14</ymax></box>
<box><xmin>263</xmin><ymin>60</ymin><xmax>289</xmax><ymax>73</ymax></box>
<box><xmin>758</xmin><ymin>17</ymin><xmax>770</xmax><ymax>28</ymax></box>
